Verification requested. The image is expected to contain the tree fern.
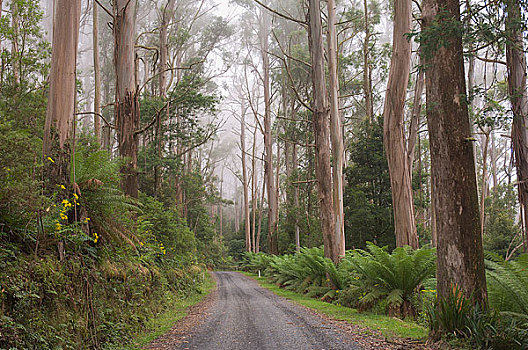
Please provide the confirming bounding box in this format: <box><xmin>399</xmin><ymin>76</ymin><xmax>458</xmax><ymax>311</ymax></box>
<box><xmin>73</xmin><ymin>147</ymin><xmax>141</xmax><ymax>247</ymax></box>
<box><xmin>346</xmin><ymin>242</ymin><xmax>436</xmax><ymax>317</ymax></box>
<box><xmin>486</xmin><ymin>254</ymin><xmax>528</xmax><ymax>320</ymax></box>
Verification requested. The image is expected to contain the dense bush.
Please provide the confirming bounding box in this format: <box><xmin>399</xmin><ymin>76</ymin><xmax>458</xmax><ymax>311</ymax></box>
<box><xmin>423</xmin><ymin>255</ymin><xmax>528</xmax><ymax>348</ymax></box>
<box><xmin>0</xmin><ymin>248</ymin><xmax>207</xmax><ymax>349</ymax></box>
<box><xmin>0</xmin><ymin>144</ymin><xmax>219</xmax><ymax>348</ymax></box>
<box><xmin>241</xmin><ymin>243</ymin><xmax>436</xmax><ymax>318</ymax></box>
<box><xmin>343</xmin><ymin>243</ymin><xmax>436</xmax><ymax>317</ymax></box>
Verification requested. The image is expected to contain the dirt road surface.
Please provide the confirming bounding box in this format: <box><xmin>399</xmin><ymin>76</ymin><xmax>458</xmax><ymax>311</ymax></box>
<box><xmin>172</xmin><ymin>271</ymin><xmax>361</xmax><ymax>350</ymax></box>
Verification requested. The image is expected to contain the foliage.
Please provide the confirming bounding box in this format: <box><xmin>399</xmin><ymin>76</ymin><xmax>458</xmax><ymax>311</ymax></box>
<box><xmin>245</xmin><ymin>272</ymin><xmax>428</xmax><ymax>340</ymax></box>
<box><xmin>241</xmin><ymin>251</ymin><xmax>275</xmax><ymax>273</ymax></box>
<box><xmin>0</xmin><ymin>249</ymin><xmax>208</xmax><ymax>349</ymax></box>
<box><xmin>344</xmin><ymin>242</ymin><xmax>436</xmax><ymax>317</ymax></box>
<box><xmin>486</xmin><ymin>254</ymin><xmax>528</xmax><ymax>320</ymax></box>
<box><xmin>344</xmin><ymin>119</ymin><xmax>395</xmax><ymax>249</ymax></box>
<box><xmin>240</xmin><ymin>243</ymin><xmax>435</xmax><ymax>319</ymax></box>
<box><xmin>483</xmin><ymin>185</ymin><xmax>521</xmax><ymax>258</ymax></box>
<box><xmin>425</xmin><ymin>283</ymin><xmax>528</xmax><ymax>349</ymax></box>
<box><xmin>266</xmin><ymin>247</ymin><xmax>347</xmax><ymax>299</ymax></box>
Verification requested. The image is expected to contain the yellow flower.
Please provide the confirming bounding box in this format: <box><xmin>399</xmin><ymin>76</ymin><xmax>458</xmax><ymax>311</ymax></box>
<box><xmin>73</xmin><ymin>193</ymin><xmax>79</xmax><ymax>200</ymax></box>
<box><xmin>60</xmin><ymin>185</ymin><xmax>66</xmax><ymax>190</ymax></box>
<box><xmin>139</xmin><ymin>242</ymin><xmax>144</xmax><ymax>246</ymax></box>
<box><xmin>55</xmin><ymin>222</ymin><xmax>62</xmax><ymax>231</ymax></box>
<box><xmin>47</xmin><ymin>156</ymin><xmax>55</xmax><ymax>163</ymax></box>
<box><xmin>60</xmin><ymin>213</ymin><xmax>68</xmax><ymax>220</ymax></box>
<box><xmin>62</xmin><ymin>199</ymin><xmax>69</xmax><ymax>205</ymax></box>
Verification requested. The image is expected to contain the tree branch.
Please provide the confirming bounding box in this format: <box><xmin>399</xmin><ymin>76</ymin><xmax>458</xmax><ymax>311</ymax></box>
<box><xmin>252</xmin><ymin>0</ymin><xmax>307</xmax><ymax>26</ymax></box>
<box><xmin>75</xmin><ymin>112</ymin><xmax>113</xmax><ymax>128</ymax></box>
<box><xmin>94</xmin><ymin>0</ymin><xmax>114</xmax><ymax>19</ymax></box>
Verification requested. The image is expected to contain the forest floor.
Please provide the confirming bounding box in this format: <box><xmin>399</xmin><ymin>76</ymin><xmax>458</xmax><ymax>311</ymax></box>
<box><xmin>145</xmin><ymin>271</ymin><xmax>438</xmax><ymax>350</ymax></box>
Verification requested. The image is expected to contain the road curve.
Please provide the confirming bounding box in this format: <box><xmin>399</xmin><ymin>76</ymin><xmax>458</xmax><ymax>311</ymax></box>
<box><xmin>174</xmin><ymin>271</ymin><xmax>361</xmax><ymax>350</ymax></box>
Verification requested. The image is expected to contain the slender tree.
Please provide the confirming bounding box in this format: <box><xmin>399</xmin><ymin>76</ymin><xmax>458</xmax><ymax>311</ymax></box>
<box><xmin>505</xmin><ymin>0</ymin><xmax>528</xmax><ymax>252</ymax></box>
<box><xmin>240</xmin><ymin>100</ymin><xmax>252</xmax><ymax>251</ymax></box>
<box><xmin>327</xmin><ymin>0</ymin><xmax>346</xmax><ymax>258</ymax></box>
<box><xmin>93</xmin><ymin>0</ymin><xmax>101</xmax><ymax>144</ymax></box>
<box><xmin>308</xmin><ymin>0</ymin><xmax>338</xmax><ymax>263</ymax></box>
<box><xmin>382</xmin><ymin>0</ymin><xmax>419</xmax><ymax>248</ymax></box>
<box><xmin>259</xmin><ymin>4</ymin><xmax>278</xmax><ymax>254</ymax></box>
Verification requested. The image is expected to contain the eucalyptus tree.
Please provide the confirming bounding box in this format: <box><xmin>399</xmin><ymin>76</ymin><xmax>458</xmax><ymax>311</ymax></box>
<box><xmin>382</xmin><ymin>0</ymin><xmax>419</xmax><ymax>248</ymax></box>
<box><xmin>112</xmin><ymin>0</ymin><xmax>140</xmax><ymax>198</ymax></box>
<box><xmin>307</xmin><ymin>0</ymin><xmax>338</xmax><ymax>263</ymax></box>
<box><xmin>43</xmin><ymin>0</ymin><xmax>81</xmax><ymax>185</ymax></box>
<box><xmin>422</xmin><ymin>0</ymin><xmax>487</xmax><ymax>305</ymax></box>
<box><xmin>505</xmin><ymin>0</ymin><xmax>528</xmax><ymax>252</ymax></box>
<box><xmin>327</xmin><ymin>0</ymin><xmax>346</xmax><ymax>258</ymax></box>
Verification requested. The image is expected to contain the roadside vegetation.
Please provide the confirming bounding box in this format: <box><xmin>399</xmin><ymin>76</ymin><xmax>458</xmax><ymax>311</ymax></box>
<box><xmin>240</xmin><ymin>247</ymin><xmax>528</xmax><ymax>349</ymax></box>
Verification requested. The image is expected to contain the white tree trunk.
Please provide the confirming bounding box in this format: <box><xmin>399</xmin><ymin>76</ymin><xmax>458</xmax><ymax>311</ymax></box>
<box><xmin>327</xmin><ymin>0</ymin><xmax>346</xmax><ymax>258</ymax></box>
<box><xmin>43</xmin><ymin>0</ymin><xmax>81</xmax><ymax>154</ymax></box>
<box><xmin>382</xmin><ymin>0</ymin><xmax>419</xmax><ymax>248</ymax></box>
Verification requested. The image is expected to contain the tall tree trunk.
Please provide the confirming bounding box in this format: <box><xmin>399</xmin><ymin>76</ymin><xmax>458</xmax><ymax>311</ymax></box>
<box><xmin>490</xmin><ymin>132</ymin><xmax>498</xmax><ymax>190</ymax></box>
<box><xmin>240</xmin><ymin>101</ymin><xmax>251</xmax><ymax>252</ymax></box>
<box><xmin>102</xmin><ymin>77</ymin><xmax>112</xmax><ymax>151</ymax></box>
<box><xmin>308</xmin><ymin>0</ymin><xmax>337</xmax><ymax>263</ymax></box>
<box><xmin>11</xmin><ymin>1</ymin><xmax>19</xmax><ymax>85</ymax></box>
<box><xmin>480</xmin><ymin>131</ymin><xmax>489</xmax><ymax>237</ymax></box>
<box><xmin>275</xmin><ymin>135</ymin><xmax>281</xmax><ymax>244</ymax></box>
<box><xmin>382</xmin><ymin>0</ymin><xmax>419</xmax><ymax>249</ymax></box>
<box><xmin>505</xmin><ymin>0</ymin><xmax>528</xmax><ymax>253</ymax></box>
<box><xmin>220</xmin><ymin>165</ymin><xmax>225</xmax><ymax>241</ymax></box>
<box><xmin>159</xmin><ymin>0</ymin><xmax>176</xmax><ymax>97</ymax></box>
<box><xmin>363</xmin><ymin>0</ymin><xmax>373</xmax><ymax>122</ymax></box>
<box><xmin>43</xmin><ymin>0</ymin><xmax>81</xmax><ymax>158</ymax></box>
<box><xmin>256</xmin><ymin>176</ymin><xmax>266</xmax><ymax>253</ymax></box>
<box><xmin>327</xmin><ymin>0</ymin><xmax>346</xmax><ymax>259</ymax></box>
<box><xmin>260</xmin><ymin>5</ymin><xmax>278</xmax><ymax>254</ymax></box>
<box><xmin>113</xmin><ymin>0</ymin><xmax>139</xmax><ymax>198</ymax></box>
<box><xmin>293</xmin><ymin>142</ymin><xmax>301</xmax><ymax>251</ymax></box>
<box><xmin>93</xmin><ymin>0</ymin><xmax>101</xmax><ymax>144</ymax></box>
<box><xmin>422</xmin><ymin>0</ymin><xmax>487</xmax><ymax>305</ymax></box>
<box><xmin>407</xmin><ymin>66</ymin><xmax>425</xmax><ymax>171</ymax></box>
<box><xmin>251</xmin><ymin>124</ymin><xmax>258</xmax><ymax>252</ymax></box>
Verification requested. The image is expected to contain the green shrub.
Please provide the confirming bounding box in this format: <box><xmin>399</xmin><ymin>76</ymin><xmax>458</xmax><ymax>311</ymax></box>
<box><xmin>486</xmin><ymin>254</ymin><xmax>528</xmax><ymax>320</ymax></box>
<box><xmin>344</xmin><ymin>242</ymin><xmax>436</xmax><ymax>317</ymax></box>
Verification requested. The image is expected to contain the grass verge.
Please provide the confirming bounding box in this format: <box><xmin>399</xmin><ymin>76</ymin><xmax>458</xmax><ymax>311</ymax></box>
<box><xmin>125</xmin><ymin>272</ymin><xmax>216</xmax><ymax>349</ymax></box>
<box><xmin>242</xmin><ymin>272</ymin><xmax>428</xmax><ymax>340</ymax></box>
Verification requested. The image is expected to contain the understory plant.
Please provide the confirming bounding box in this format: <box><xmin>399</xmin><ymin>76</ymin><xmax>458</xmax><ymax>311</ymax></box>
<box><xmin>424</xmin><ymin>254</ymin><xmax>528</xmax><ymax>349</ymax></box>
<box><xmin>267</xmin><ymin>247</ymin><xmax>347</xmax><ymax>300</ymax></box>
<box><xmin>343</xmin><ymin>242</ymin><xmax>436</xmax><ymax>317</ymax></box>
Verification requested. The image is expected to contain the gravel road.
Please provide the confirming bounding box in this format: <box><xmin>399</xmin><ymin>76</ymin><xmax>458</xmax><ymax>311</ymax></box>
<box><xmin>174</xmin><ymin>271</ymin><xmax>361</xmax><ymax>350</ymax></box>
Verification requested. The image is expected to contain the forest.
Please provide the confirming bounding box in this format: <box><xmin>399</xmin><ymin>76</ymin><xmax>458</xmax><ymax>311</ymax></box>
<box><xmin>0</xmin><ymin>0</ymin><xmax>527</xmax><ymax>348</ymax></box>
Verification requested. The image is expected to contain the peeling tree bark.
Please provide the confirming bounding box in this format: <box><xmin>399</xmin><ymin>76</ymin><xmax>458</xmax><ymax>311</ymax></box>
<box><xmin>43</xmin><ymin>0</ymin><xmax>81</xmax><ymax>156</ymax></box>
<box><xmin>240</xmin><ymin>100</ymin><xmax>251</xmax><ymax>252</ymax></box>
<box><xmin>259</xmin><ymin>4</ymin><xmax>278</xmax><ymax>254</ymax></box>
<box><xmin>382</xmin><ymin>0</ymin><xmax>419</xmax><ymax>249</ymax></box>
<box><xmin>363</xmin><ymin>0</ymin><xmax>373</xmax><ymax>123</ymax></box>
<box><xmin>327</xmin><ymin>0</ymin><xmax>346</xmax><ymax>259</ymax></box>
<box><xmin>93</xmin><ymin>0</ymin><xmax>101</xmax><ymax>144</ymax></box>
<box><xmin>113</xmin><ymin>0</ymin><xmax>139</xmax><ymax>198</ymax></box>
<box><xmin>506</xmin><ymin>0</ymin><xmax>528</xmax><ymax>253</ymax></box>
<box><xmin>308</xmin><ymin>0</ymin><xmax>337</xmax><ymax>263</ymax></box>
<box><xmin>422</xmin><ymin>0</ymin><xmax>487</xmax><ymax>305</ymax></box>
